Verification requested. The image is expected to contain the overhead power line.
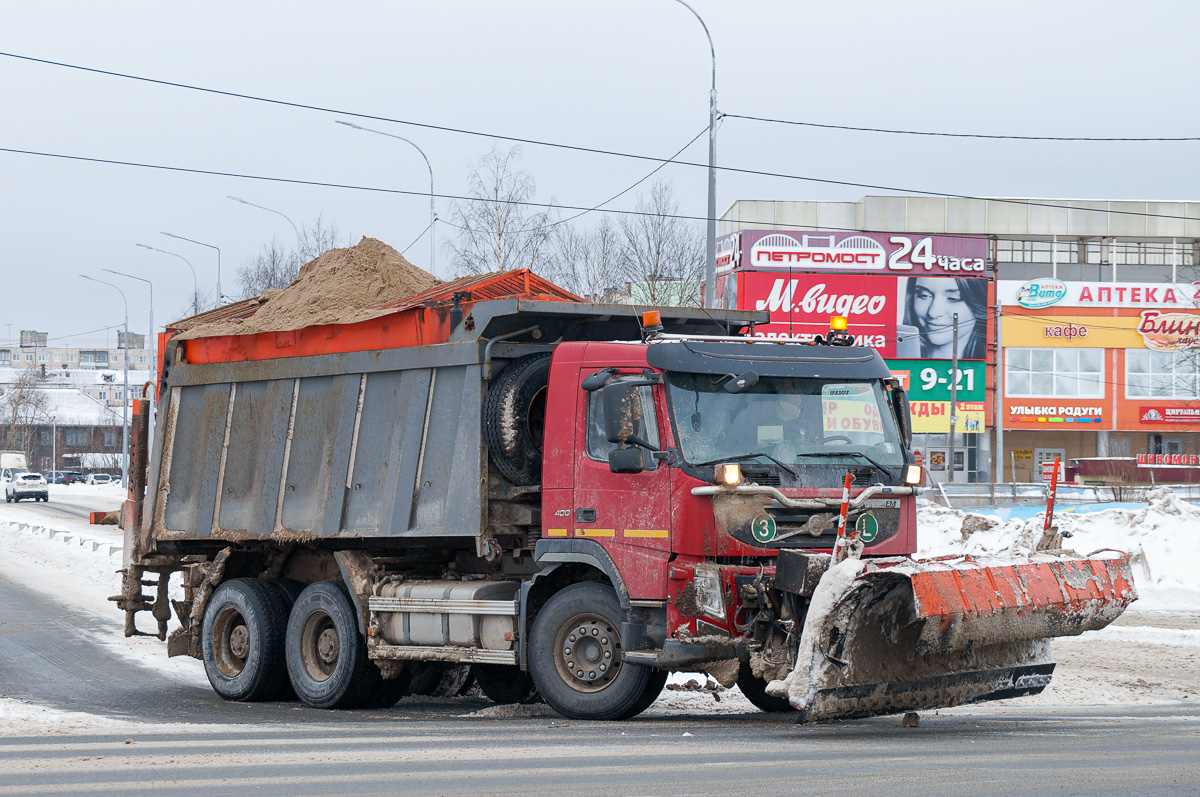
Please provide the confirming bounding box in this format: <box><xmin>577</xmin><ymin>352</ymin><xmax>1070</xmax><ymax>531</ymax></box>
<box><xmin>722</xmin><ymin>114</ymin><xmax>1200</xmax><ymax>142</ymax></box>
<box><xmin>7</xmin><ymin>144</ymin><xmax>1200</xmax><ymax>255</ymax></box>
<box><xmin>3</xmin><ymin>52</ymin><xmax>1199</xmax><ymax>227</ymax></box>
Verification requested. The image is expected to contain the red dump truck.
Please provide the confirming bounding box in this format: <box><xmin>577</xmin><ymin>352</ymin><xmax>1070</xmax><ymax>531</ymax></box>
<box><xmin>117</xmin><ymin>270</ymin><xmax>1135</xmax><ymax>721</ymax></box>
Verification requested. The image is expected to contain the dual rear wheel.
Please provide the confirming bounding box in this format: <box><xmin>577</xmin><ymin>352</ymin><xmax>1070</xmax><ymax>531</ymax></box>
<box><xmin>202</xmin><ymin>578</ymin><xmax>403</xmax><ymax>709</ymax></box>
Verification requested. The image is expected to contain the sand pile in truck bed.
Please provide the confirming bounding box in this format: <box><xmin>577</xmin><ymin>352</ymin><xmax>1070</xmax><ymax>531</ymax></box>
<box><xmin>176</xmin><ymin>237</ymin><xmax>441</xmax><ymax>339</ymax></box>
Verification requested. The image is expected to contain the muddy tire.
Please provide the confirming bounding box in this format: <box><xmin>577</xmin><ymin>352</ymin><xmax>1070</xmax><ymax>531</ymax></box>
<box><xmin>483</xmin><ymin>353</ymin><xmax>551</xmax><ymax>486</ymax></box>
<box><xmin>285</xmin><ymin>581</ymin><xmax>380</xmax><ymax>709</ymax></box>
<box><xmin>263</xmin><ymin>579</ymin><xmax>305</xmax><ymax>700</ymax></box>
<box><xmin>618</xmin><ymin>667</ymin><xmax>668</xmax><ymax>719</ymax></box>
<box><xmin>201</xmin><ymin>578</ymin><xmax>290</xmax><ymax>702</ymax></box>
<box><xmin>528</xmin><ymin>582</ymin><xmax>655</xmax><ymax>721</ymax></box>
<box><xmin>363</xmin><ymin>669</ymin><xmax>413</xmax><ymax>709</ymax></box>
<box><xmin>474</xmin><ymin>664</ymin><xmax>540</xmax><ymax>705</ymax></box>
<box><xmin>736</xmin><ymin>662</ymin><xmax>795</xmax><ymax>713</ymax></box>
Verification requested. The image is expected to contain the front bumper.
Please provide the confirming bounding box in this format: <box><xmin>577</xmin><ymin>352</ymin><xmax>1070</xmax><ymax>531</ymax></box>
<box><xmin>623</xmin><ymin>638</ymin><xmax>747</xmax><ymax>668</ymax></box>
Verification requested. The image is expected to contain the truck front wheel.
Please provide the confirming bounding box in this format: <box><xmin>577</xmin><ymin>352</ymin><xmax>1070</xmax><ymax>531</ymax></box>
<box><xmin>201</xmin><ymin>578</ymin><xmax>290</xmax><ymax>702</ymax></box>
<box><xmin>736</xmin><ymin>661</ymin><xmax>795</xmax><ymax>713</ymax></box>
<box><xmin>285</xmin><ymin>581</ymin><xmax>380</xmax><ymax>709</ymax></box>
<box><xmin>529</xmin><ymin>582</ymin><xmax>657</xmax><ymax>720</ymax></box>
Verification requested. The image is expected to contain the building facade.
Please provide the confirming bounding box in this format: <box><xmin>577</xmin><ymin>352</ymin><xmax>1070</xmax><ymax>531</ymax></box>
<box><xmin>719</xmin><ymin>196</ymin><xmax>1200</xmax><ymax>483</ymax></box>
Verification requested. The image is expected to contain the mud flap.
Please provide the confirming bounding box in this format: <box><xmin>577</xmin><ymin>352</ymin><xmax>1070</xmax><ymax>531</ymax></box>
<box><xmin>784</xmin><ymin>553</ymin><xmax>1137</xmax><ymax>723</ymax></box>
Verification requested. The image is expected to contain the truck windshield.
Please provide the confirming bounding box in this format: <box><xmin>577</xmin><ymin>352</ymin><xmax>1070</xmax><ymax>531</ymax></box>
<box><xmin>664</xmin><ymin>373</ymin><xmax>905</xmax><ymax>470</ymax></box>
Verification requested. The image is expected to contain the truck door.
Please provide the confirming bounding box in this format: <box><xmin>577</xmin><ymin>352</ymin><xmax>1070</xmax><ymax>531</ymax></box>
<box><xmin>571</xmin><ymin>371</ymin><xmax>672</xmax><ymax>599</ymax></box>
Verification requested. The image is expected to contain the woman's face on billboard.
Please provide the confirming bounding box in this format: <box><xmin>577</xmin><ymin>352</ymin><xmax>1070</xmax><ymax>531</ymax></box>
<box><xmin>913</xmin><ymin>278</ymin><xmax>977</xmax><ymax>355</ymax></box>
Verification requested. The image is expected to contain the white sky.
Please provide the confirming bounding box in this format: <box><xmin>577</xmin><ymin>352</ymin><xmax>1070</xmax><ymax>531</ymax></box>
<box><xmin>2</xmin><ymin>0</ymin><xmax>1197</xmax><ymax>347</ymax></box>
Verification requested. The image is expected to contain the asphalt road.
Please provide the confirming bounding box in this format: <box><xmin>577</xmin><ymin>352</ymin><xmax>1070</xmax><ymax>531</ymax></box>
<box><xmin>1</xmin><ymin>577</ymin><xmax>1198</xmax><ymax>796</ymax></box>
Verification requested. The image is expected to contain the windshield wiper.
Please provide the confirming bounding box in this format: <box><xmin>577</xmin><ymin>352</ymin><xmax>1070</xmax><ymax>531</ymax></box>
<box><xmin>796</xmin><ymin>450</ymin><xmax>896</xmax><ymax>480</ymax></box>
<box><xmin>694</xmin><ymin>452</ymin><xmax>799</xmax><ymax>478</ymax></box>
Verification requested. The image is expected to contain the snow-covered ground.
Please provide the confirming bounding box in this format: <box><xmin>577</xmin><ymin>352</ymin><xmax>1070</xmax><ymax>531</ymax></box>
<box><xmin>0</xmin><ymin>484</ymin><xmax>1196</xmax><ymax>732</ymax></box>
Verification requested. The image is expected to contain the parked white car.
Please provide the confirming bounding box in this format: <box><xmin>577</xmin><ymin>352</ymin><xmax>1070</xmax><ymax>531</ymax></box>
<box><xmin>84</xmin><ymin>473</ymin><xmax>114</xmax><ymax>485</ymax></box>
<box><xmin>5</xmin><ymin>471</ymin><xmax>48</xmax><ymax>503</ymax></box>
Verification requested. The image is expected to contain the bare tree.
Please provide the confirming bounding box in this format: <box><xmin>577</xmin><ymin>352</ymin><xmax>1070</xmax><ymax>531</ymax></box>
<box><xmin>617</xmin><ymin>181</ymin><xmax>705</xmax><ymax>307</ymax></box>
<box><xmin>444</xmin><ymin>146</ymin><xmax>553</xmax><ymax>275</ymax></box>
<box><xmin>234</xmin><ymin>216</ymin><xmax>345</xmax><ymax>300</ymax></box>
<box><xmin>295</xmin><ymin>214</ymin><xmax>343</xmax><ymax>265</ymax></box>
<box><xmin>547</xmin><ymin>216</ymin><xmax>621</xmax><ymax>301</ymax></box>
<box><xmin>236</xmin><ymin>238</ymin><xmax>298</xmax><ymax>298</ymax></box>
<box><xmin>0</xmin><ymin>366</ymin><xmax>49</xmax><ymax>463</ymax></box>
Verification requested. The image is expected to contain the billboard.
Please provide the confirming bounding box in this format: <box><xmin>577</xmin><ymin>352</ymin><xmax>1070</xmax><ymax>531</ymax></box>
<box><xmin>718</xmin><ymin>231</ymin><xmax>989</xmax><ymax>277</ymax></box>
<box><xmin>998</xmin><ymin>279</ymin><xmax>1200</xmax><ymax>310</ymax></box>
<box><xmin>889</xmin><ymin>360</ymin><xmax>986</xmax><ymax>434</ymax></box>
<box><xmin>1000</xmin><ymin>279</ymin><xmax>1200</xmax><ymax>431</ymax></box>
<box><xmin>721</xmin><ymin>231</ymin><xmax>991</xmax><ymax>361</ymax></box>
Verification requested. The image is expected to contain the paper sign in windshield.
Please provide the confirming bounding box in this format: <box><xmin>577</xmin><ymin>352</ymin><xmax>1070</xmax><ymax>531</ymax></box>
<box><xmin>822</xmin><ymin>384</ymin><xmax>884</xmax><ymax>435</ymax></box>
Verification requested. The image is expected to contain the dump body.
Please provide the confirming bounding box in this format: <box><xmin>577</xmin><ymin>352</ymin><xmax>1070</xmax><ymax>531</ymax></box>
<box><xmin>142</xmin><ymin>298</ymin><xmax>761</xmax><ymax>554</ymax></box>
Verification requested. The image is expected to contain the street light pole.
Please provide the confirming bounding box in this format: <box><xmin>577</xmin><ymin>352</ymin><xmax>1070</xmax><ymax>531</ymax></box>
<box><xmin>161</xmin><ymin>232</ymin><xmax>224</xmax><ymax>304</ymax></box>
<box><xmin>102</xmin><ymin>269</ymin><xmax>154</xmax><ymax>374</ymax></box>
<box><xmin>335</xmin><ymin>120</ymin><xmax>436</xmax><ymax>277</ymax></box>
<box><xmin>227</xmin><ymin>196</ymin><xmax>301</xmax><ymax>241</ymax></box>
<box><xmin>673</xmin><ymin>0</ymin><xmax>718</xmax><ymax>308</ymax></box>
<box><xmin>137</xmin><ymin>243</ymin><xmax>199</xmax><ymax>314</ymax></box>
<box><xmin>80</xmin><ymin>275</ymin><xmax>129</xmax><ymax>488</ymax></box>
<box><xmin>102</xmin><ymin>269</ymin><xmax>156</xmax><ymax>449</ymax></box>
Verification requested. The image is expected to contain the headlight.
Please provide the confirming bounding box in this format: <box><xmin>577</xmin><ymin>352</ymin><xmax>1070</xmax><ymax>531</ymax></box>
<box><xmin>904</xmin><ymin>464</ymin><xmax>923</xmax><ymax>485</ymax></box>
<box><xmin>692</xmin><ymin>567</ymin><xmax>726</xmax><ymax>620</ymax></box>
<box><xmin>715</xmin><ymin>463</ymin><xmax>741</xmax><ymax>486</ymax></box>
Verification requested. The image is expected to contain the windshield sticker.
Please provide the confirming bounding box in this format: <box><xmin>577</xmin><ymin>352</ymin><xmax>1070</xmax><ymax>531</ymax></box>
<box><xmin>821</xmin><ymin>384</ymin><xmax>884</xmax><ymax>435</ymax></box>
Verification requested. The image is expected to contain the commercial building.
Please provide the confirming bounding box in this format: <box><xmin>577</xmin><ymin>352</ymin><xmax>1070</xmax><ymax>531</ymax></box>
<box><xmin>719</xmin><ymin>196</ymin><xmax>1200</xmax><ymax>483</ymax></box>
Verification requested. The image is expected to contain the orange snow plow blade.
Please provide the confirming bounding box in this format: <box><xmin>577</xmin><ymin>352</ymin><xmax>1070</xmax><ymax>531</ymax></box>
<box><xmin>787</xmin><ymin>552</ymin><xmax>1137</xmax><ymax>723</ymax></box>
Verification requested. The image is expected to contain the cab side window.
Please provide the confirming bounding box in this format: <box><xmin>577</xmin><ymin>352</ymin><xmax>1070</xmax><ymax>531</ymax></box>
<box><xmin>585</xmin><ymin>384</ymin><xmax>660</xmax><ymax>468</ymax></box>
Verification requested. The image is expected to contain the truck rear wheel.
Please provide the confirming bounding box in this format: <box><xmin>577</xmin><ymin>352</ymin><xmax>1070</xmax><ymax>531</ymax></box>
<box><xmin>474</xmin><ymin>664</ymin><xmax>540</xmax><ymax>705</ymax></box>
<box><xmin>483</xmin><ymin>353</ymin><xmax>551</xmax><ymax>486</ymax></box>
<box><xmin>736</xmin><ymin>662</ymin><xmax>795</xmax><ymax>713</ymax></box>
<box><xmin>285</xmin><ymin>581</ymin><xmax>380</xmax><ymax>709</ymax></box>
<box><xmin>201</xmin><ymin>578</ymin><xmax>290</xmax><ymax>702</ymax></box>
<box><xmin>529</xmin><ymin>582</ymin><xmax>656</xmax><ymax>720</ymax></box>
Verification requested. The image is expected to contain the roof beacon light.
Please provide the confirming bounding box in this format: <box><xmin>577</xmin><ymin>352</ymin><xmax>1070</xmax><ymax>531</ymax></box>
<box><xmin>641</xmin><ymin>310</ymin><xmax>664</xmax><ymax>340</ymax></box>
<box><xmin>826</xmin><ymin>315</ymin><xmax>854</xmax><ymax>347</ymax></box>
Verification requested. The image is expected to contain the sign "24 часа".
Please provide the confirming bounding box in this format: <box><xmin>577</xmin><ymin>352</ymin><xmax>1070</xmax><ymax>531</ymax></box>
<box><xmin>716</xmin><ymin>231</ymin><xmax>988</xmax><ymax>277</ymax></box>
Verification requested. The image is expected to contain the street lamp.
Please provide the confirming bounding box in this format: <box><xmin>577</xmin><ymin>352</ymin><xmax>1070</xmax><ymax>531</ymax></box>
<box><xmin>102</xmin><ymin>269</ymin><xmax>156</xmax><ymax>448</ymax></box>
<box><xmin>161</xmin><ymin>232</ymin><xmax>226</xmax><ymax>304</ymax></box>
<box><xmin>672</xmin><ymin>0</ymin><xmax>718</xmax><ymax>308</ymax></box>
<box><xmin>137</xmin><ymin>243</ymin><xmax>200</xmax><ymax>314</ymax></box>
<box><xmin>335</xmin><ymin>120</ymin><xmax>437</xmax><ymax>277</ymax></box>
<box><xmin>80</xmin><ymin>274</ymin><xmax>129</xmax><ymax>488</ymax></box>
<box><xmin>227</xmin><ymin>196</ymin><xmax>301</xmax><ymax>241</ymax></box>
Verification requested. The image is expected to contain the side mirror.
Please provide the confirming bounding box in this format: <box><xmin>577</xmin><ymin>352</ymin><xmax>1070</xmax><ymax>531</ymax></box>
<box><xmin>893</xmin><ymin>387</ymin><xmax>912</xmax><ymax>446</ymax></box>
<box><xmin>582</xmin><ymin>370</ymin><xmax>613</xmax><ymax>392</ymax></box>
<box><xmin>608</xmin><ymin>447</ymin><xmax>647</xmax><ymax>474</ymax></box>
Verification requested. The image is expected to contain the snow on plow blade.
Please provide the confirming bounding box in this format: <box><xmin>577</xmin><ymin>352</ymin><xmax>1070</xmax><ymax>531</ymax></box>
<box><xmin>787</xmin><ymin>553</ymin><xmax>1137</xmax><ymax>723</ymax></box>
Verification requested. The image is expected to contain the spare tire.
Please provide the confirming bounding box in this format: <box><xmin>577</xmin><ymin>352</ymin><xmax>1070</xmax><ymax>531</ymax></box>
<box><xmin>484</xmin><ymin>353</ymin><xmax>552</xmax><ymax>486</ymax></box>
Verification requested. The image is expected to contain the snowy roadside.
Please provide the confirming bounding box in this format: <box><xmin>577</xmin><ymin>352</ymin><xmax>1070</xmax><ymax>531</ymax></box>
<box><xmin>0</xmin><ymin>486</ymin><xmax>1196</xmax><ymax>731</ymax></box>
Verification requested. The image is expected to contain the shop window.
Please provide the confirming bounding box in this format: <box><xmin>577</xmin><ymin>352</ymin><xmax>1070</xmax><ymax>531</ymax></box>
<box><xmin>1126</xmin><ymin>350</ymin><xmax>1200</xmax><ymax>399</ymax></box>
<box><xmin>1110</xmin><ymin>437</ymin><xmax>1131</xmax><ymax>457</ymax></box>
<box><xmin>1006</xmin><ymin>347</ymin><xmax>1103</xmax><ymax>398</ymax></box>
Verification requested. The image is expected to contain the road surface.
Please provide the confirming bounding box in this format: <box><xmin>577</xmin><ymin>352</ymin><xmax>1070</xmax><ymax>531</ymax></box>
<box><xmin>1</xmin><ymin>576</ymin><xmax>1197</xmax><ymax>796</ymax></box>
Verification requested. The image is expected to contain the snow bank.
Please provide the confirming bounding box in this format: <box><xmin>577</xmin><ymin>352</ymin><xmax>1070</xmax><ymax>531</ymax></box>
<box><xmin>918</xmin><ymin>487</ymin><xmax>1200</xmax><ymax>597</ymax></box>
